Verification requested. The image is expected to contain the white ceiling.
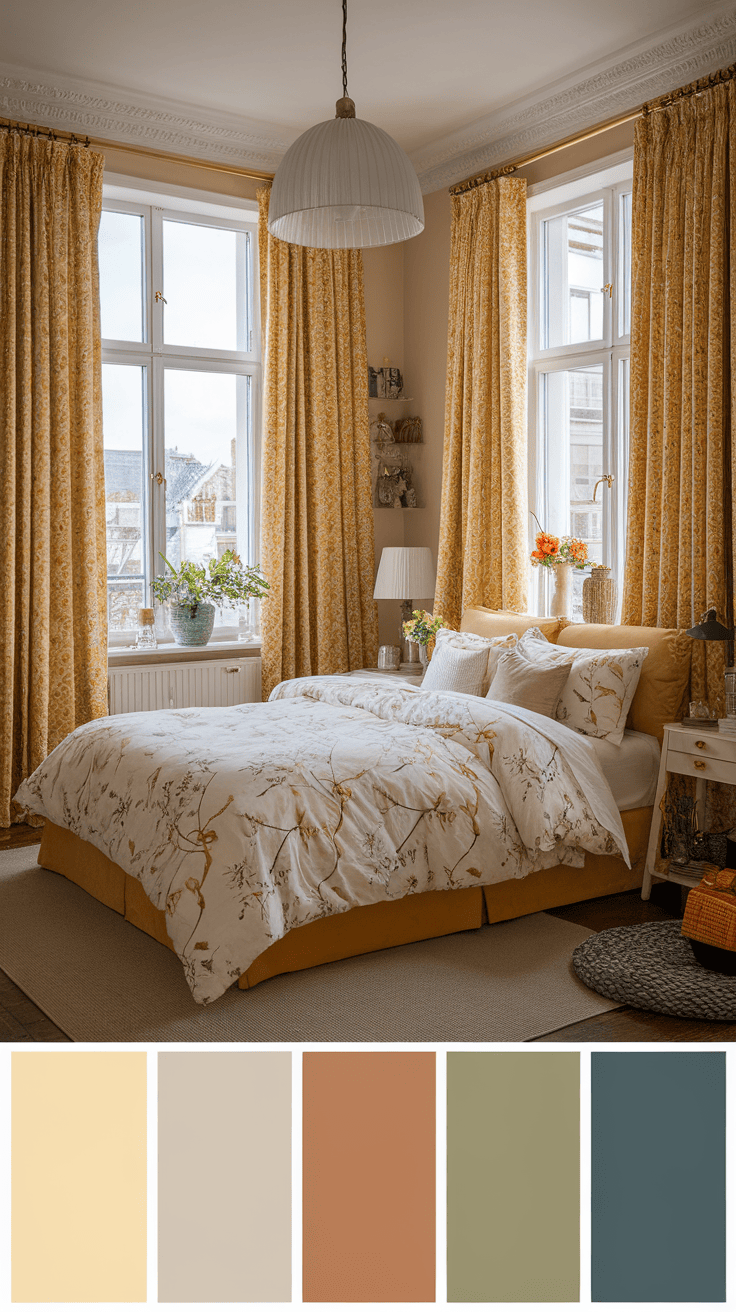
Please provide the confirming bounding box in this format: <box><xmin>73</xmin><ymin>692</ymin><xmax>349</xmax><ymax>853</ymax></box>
<box><xmin>1</xmin><ymin>0</ymin><xmax>735</xmax><ymax>190</ymax></box>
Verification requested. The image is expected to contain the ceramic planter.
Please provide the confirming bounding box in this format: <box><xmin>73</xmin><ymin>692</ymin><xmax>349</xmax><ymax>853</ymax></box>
<box><xmin>168</xmin><ymin>601</ymin><xmax>216</xmax><ymax>646</ymax></box>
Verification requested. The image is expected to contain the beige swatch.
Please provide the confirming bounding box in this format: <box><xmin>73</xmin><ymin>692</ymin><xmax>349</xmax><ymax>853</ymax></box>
<box><xmin>158</xmin><ymin>1051</ymin><xmax>291</xmax><ymax>1302</ymax></box>
<box><xmin>12</xmin><ymin>1051</ymin><xmax>147</xmax><ymax>1303</ymax></box>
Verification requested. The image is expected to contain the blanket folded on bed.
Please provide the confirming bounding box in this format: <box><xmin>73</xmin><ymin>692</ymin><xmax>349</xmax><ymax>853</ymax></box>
<box><xmin>14</xmin><ymin>676</ymin><xmax>628</xmax><ymax>1004</ymax></box>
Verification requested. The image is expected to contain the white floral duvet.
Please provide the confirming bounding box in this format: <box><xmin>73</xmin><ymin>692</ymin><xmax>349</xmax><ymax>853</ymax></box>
<box><xmin>14</xmin><ymin>676</ymin><xmax>628</xmax><ymax>1004</ymax></box>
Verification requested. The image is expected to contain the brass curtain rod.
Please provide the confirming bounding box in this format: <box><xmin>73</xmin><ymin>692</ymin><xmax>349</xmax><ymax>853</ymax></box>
<box><xmin>450</xmin><ymin>61</ymin><xmax>736</xmax><ymax>196</ymax></box>
<box><xmin>0</xmin><ymin>116</ymin><xmax>274</xmax><ymax>182</ymax></box>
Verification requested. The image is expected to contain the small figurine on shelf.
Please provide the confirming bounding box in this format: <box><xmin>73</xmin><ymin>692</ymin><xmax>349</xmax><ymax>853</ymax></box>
<box><xmin>371</xmin><ymin>412</ymin><xmax>396</xmax><ymax>453</ymax></box>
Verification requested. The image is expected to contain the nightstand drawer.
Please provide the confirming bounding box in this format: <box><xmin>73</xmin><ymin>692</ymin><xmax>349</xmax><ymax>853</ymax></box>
<box><xmin>669</xmin><ymin>730</ymin><xmax>736</xmax><ymax>765</ymax></box>
<box><xmin>667</xmin><ymin>748</ymin><xmax>736</xmax><ymax>786</ymax></box>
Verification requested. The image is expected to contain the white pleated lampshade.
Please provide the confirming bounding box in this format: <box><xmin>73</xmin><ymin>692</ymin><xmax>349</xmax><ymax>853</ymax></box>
<box><xmin>373</xmin><ymin>547</ymin><xmax>436</xmax><ymax>600</ymax></box>
<box><xmin>268</xmin><ymin>114</ymin><xmax>424</xmax><ymax>250</ymax></box>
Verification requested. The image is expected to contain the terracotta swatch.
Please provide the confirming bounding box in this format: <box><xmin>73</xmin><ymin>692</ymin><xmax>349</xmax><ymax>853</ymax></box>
<box><xmin>12</xmin><ymin>1052</ymin><xmax>147</xmax><ymax>1303</ymax></box>
<box><xmin>447</xmin><ymin>1051</ymin><xmax>579</xmax><ymax>1302</ymax></box>
<box><xmin>158</xmin><ymin>1052</ymin><xmax>291</xmax><ymax>1302</ymax></box>
<box><xmin>303</xmin><ymin>1051</ymin><xmax>435</xmax><ymax>1302</ymax></box>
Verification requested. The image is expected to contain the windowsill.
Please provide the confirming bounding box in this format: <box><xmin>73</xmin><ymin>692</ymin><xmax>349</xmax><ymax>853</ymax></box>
<box><xmin>107</xmin><ymin>640</ymin><xmax>261</xmax><ymax>667</ymax></box>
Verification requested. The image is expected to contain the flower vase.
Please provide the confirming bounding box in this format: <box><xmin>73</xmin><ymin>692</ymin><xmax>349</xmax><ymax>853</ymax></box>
<box><xmin>582</xmin><ymin>565</ymin><xmax>617</xmax><ymax>624</ymax></box>
<box><xmin>550</xmin><ymin>563</ymin><xmax>573</xmax><ymax>619</ymax></box>
<box><xmin>419</xmin><ymin>644</ymin><xmax>429</xmax><ymax>670</ymax></box>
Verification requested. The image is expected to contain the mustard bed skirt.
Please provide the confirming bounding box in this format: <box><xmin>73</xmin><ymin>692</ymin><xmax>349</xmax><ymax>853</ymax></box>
<box><xmin>37</xmin><ymin>810</ymin><xmax>650</xmax><ymax>990</ymax></box>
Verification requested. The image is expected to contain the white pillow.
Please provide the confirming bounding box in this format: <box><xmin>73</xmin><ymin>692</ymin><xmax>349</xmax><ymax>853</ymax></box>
<box><xmin>517</xmin><ymin>627</ymin><xmax>648</xmax><ymax>746</ymax></box>
<box><xmin>420</xmin><ymin>642</ymin><xmax>490</xmax><ymax>697</ymax></box>
<box><xmin>432</xmin><ymin>627</ymin><xmax>518</xmax><ymax>695</ymax></box>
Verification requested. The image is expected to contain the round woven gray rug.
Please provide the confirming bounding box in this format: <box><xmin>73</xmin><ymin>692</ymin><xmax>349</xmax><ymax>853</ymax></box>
<box><xmin>572</xmin><ymin>921</ymin><xmax>736</xmax><ymax>1021</ymax></box>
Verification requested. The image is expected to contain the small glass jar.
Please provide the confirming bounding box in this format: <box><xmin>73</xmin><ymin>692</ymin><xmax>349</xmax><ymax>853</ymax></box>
<box><xmin>378</xmin><ymin>645</ymin><xmax>401</xmax><ymax>670</ymax></box>
<box><xmin>725</xmin><ymin>668</ymin><xmax>736</xmax><ymax>719</ymax></box>
<box><xmin>136</xmin><ymin>607</ymin><xmax>158</xmax><ymax>650</ymax></box>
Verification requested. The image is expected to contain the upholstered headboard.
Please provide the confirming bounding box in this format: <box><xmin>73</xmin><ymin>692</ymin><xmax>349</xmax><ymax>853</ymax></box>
<box><xmin>459</xmin><ymin>608</ymin><xmax>693</xmax><ymax>743</ymax></box>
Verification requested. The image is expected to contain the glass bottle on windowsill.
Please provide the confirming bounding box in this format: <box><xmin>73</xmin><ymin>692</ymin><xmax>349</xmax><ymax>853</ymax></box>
<box><xmin>136</xmin><ymin>607</ymin><xmax>158</xmax><ymax>650</ymax></box>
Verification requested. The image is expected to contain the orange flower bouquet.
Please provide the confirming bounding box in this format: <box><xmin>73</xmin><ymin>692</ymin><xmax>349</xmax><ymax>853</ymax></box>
<box><xmin>530</xmin><ymin>522</ymin><xmax>591</xmax><ymax>569</ymax></box>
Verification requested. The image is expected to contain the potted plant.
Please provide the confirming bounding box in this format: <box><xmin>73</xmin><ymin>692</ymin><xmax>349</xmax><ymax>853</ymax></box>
<box><xmin>151</xmin><ymin>549</ymin><xmax>269</xmax><ymax>647</ymax></box>
<box><xmin>402</xmin><ymin>609</ymin><xmax>446</xmax><ymax>669</ymax></box>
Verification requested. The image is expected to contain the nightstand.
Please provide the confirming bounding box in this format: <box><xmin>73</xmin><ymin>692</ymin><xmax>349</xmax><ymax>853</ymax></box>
<box><xmin>642</xmin><ymin>722</ymin><xmax>736</xmax><ymax>899</ymax></box>
<box><xmin>346</xmin><ymin>667</ymin><xmax>425</xmax><ymax>687</ymax></box>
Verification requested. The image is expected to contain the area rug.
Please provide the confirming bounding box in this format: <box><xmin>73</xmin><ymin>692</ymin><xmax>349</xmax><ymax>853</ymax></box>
<box><xmin>573</xmin><ymin>921</ymin><xmax>736</xmax><ymax>1021</ymax></box>
<box><xmin>0</xmin><ymin>846</ymin><xmax>620</xmax><ymax>1043</ymax></box>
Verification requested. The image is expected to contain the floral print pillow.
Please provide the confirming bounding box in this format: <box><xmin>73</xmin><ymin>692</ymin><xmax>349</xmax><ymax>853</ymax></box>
<box><xmin>517</xmin><ymin>628</ymin><xmax>648</xmax><ymax>746</ymax></box>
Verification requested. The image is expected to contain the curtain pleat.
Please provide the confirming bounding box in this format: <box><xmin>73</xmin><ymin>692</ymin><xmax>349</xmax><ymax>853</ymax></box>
<box><xmin>622</xmin><ymin>81</ymin><xmax>736</xmax><ymax>713</ymax></box>
<box><xmin>257</xmin><ymin>187</ymin><xmax>378</xmax><ymax>697</ymax></box>
<box><xmin>0</xmin><ymin>133</ymin><xmax>108</xmax><ymax>827</ymax></box>
<box><xmin>434</xmin><ymin>177</ymin><xmax>528</xmax><ymax>628</ymax></box>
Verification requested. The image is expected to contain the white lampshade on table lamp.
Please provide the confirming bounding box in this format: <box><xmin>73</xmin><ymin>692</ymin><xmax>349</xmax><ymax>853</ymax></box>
<box><xmin>373</xmin><ymin>547</ymin><xmax>436</xmax><ymax>669</ymax></box>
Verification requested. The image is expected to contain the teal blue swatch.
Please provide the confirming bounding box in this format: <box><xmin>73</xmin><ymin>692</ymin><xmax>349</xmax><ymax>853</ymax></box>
<box><xmin>592</xmin><ymin>1052</ymin><xmax>725</xmax><ymax>1302</ymax></box>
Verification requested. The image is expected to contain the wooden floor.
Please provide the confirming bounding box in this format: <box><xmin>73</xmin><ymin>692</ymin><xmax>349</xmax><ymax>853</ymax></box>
<box><xmin>2</xmin><ymin>824</ymin><xmax>735</xmax><ymax>1043</ymax></box>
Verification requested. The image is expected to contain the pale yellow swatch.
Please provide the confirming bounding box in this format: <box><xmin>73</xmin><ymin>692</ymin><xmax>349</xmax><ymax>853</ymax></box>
<box><xmin>158</xmin><ymin>1051</ymin><xmax>291</xmax><ymax>1302</ymax></box>
<box><xmin>12</xmin><ymin>1052</ymin><xmax>146</xmax><ymax>1303</ymax></box>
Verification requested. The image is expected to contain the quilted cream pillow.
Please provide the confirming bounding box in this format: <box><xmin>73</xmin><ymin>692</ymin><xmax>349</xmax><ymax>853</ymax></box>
<box><xmin>420</xmin><ymin>642</ymin><xmax>490</xmax><ymax>697</ymax></box>
<box><xmin>433</xmin><ymin>627</ymin><xmax>518</xmax><ymax>695</ymax></box>
<box><xmin>517</xmin><ymin>627</ymin><xmax>648</xmax><ymax>746</ymax></box>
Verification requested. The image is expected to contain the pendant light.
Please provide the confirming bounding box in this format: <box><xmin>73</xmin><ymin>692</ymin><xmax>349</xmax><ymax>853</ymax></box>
<box><xmin>268</xmin><ymin>0</ymin><xmax>424</xmax><ymax>249</ymax></box>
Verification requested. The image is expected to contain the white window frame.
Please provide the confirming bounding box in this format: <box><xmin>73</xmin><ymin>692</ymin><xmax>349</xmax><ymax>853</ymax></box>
<box><xmin>527</xmin><ymin>157</ymin><xmax>633</xmax><ymax>618</ymax></box>
<box><xmin>101</xmin><ymin>187</ymin><xmax>261</xmax><ymax>646</ymax></box>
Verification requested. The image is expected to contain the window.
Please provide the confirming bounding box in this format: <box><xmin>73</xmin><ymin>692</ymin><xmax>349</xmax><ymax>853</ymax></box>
<box><xmin>528</xmin><ymin>163</ymin><xmax>632</xmax><ymax>619</ymax></box>
<box><xmin>99</xmin><ymin>194</ymin><xmax>260</xmax><ymax>642</ymax></box>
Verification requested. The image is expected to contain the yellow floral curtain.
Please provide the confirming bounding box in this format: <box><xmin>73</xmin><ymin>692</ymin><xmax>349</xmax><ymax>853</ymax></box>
<box><xmin>257</xmin><ymin>186</ymin><xmax>378</xmax><ymax>696</ymax></box>
<box><xmin>0</xmin><ymin>132</ymin><xmax>108</xmax><ymax>827</ymax></box>
<box><xmin>434</xmin><ymin>176</ymin><xmax>528</xmax><ymax>628</ymax></box>
<box><xmin>622</xmin><ymin>77</ymin><xmax>736</xmax><ymax>712</ymax></box>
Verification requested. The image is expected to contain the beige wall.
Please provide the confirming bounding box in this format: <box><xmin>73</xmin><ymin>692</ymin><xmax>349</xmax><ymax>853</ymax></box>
<box><xmin>101</xmin><ymin>143</ymin><xmax>264</xmax><ymax>200</ymax></box>
<box><xmin>401</xmin><ymin>120</ymin><xmax>636</xmax><ymax>609</ymax></box>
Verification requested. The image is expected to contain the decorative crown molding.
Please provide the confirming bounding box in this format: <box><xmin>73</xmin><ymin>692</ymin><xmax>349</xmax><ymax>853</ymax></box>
<box><xmin>0</xmin><ymin>62</ymin><xmax>289</xmax><ymax>170</ymax></box>
<box><xmin>1</xmin><ymin>4</ymin><xmax>735</xmax><ymax>188</ymax></box>
<box><xmin>414</xmin><ymin>5</ymin><xmax>736</xmax><ymax>193</ymax></box>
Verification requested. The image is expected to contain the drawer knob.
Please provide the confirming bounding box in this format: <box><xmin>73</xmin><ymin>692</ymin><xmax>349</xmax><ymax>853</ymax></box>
<box><xmin>693</xmin><ymin>760</ymin><xmax>707</xmax><ymax>770</ymax></box>
<box><xmin>695</xmin><ymin>740</ymin><xmax>707</xmax><ymax>749</ymax></box>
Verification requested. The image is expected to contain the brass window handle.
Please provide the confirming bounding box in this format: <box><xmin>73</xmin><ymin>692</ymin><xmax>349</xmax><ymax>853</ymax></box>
<box><xmin>155</xmin><ymin>290</ymin><xmax>167</xmax><ymax>304</ymax></box>
<box><xmin>592</xmin><ymin>474</ymin><xmax>614</xmax><ymax>503</ymax></box>
<box><xmin>693</xmin><ymin>760</ymin><xmax>707</xmax><ymax>770</ymax></box>
<box><xmin>151</xmin><ymin>471</ymin><xmax>167</xmax><ymax>489</ymax></box>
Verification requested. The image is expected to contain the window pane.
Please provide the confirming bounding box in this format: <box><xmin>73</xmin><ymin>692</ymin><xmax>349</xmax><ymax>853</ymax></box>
<box><xmin>542</xmin><ymin>363</ymin><xmax>604</xmax><ymax>620</ymax></box>
<box><xmin>164</xmin><ymin>369</ymin><xmax>251</xmax><ymax>623</ymax></box>
<box><xmin>619</xmin><ymin>192</ymin><xmax>632</xmax><ymax>338</ymax></box>
<box><xmin>543</xmin><ymin>202</ymin><xmax>604</xmax><ymax>349</ymax></box>
<box><xmin>99</xmin><ymin>210</ymin><xmax>144</xmax><ymax>342</ymax></box>
<box><xmin>102</xmin><ymin>363</ymin><xmax>147</xmax><ymax>631</ymax></box>
<box><xmin>163</xmin><ymin>220</ymin><xmax>246</xmax><ymax>351</ymax></box>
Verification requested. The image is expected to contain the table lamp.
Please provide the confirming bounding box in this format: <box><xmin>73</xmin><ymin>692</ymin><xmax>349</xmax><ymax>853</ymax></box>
<box><xmin>685</xmin><ymin>607</ymin><xmax>735</xmax><ymax>723</ymax></box>
<box><xmin>373</xmin><ymin>546</ymin><xmax>436</xmax><ymax>670</ymax></box>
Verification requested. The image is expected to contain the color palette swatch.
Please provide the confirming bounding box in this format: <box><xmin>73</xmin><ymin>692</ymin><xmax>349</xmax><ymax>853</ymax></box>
<box><xmin>591</xmin><ymin>1051</ymin><xmax>726</xmax><ymax>1303</ymax></box>
<box><xmin>158</xmin><ymin>1052</ymin><xmax>291</xmax><ymax>1302</ymax></box>
<box><xmin>302</xmin><ymin>1051</ymin><xmax>435</xmax><ymax>1302</ymax></box>
<box><xmin>5</xmin><ymin>1048</ymin><xmax>730</xmax><ymax>1305</ymax></box>
<box><xmin>11</xmin><ymin>1052</ymin><xmax>147</xmax><ymax>1303</ymax></box>
<box><xmin>447</xmin><ymin>1051</ymin><xmax>580</xmax><ymax>1302</ymax></box>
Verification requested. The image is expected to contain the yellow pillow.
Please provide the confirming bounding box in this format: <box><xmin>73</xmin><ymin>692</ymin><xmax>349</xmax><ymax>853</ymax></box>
<box><xmin>460</xmin><ymin>608</ymin><xmax>565</xmax><ymax>643</ymax></box>
<box><xmin>556</xmin><ymin>624</ymin><xmax>693</xmax><ymax>742</ymax></box>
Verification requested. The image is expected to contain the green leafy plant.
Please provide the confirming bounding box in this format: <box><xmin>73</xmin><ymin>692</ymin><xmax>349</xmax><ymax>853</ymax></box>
<box><xmin>150</xmin><ymin>549</ymin><xmax>269</xmax><ymax>616</ymax></box>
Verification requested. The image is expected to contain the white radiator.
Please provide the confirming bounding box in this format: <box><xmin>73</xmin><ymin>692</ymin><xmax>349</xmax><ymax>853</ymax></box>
<box><xmin>108</xmin><ymin>658</ymin><xmax>261</xmax><ymax>715</ymax></box>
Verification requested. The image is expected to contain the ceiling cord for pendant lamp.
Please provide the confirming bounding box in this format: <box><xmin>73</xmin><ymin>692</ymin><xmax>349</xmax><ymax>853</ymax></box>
<box><xmin>268</xmin><ymin>0</ymin><xmax>424</xmax><ymax>250</ymax></box>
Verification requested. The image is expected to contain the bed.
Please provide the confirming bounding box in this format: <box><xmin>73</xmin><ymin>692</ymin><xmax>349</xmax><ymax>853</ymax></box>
<box><xmin>16</xmin><ymin>611</ymin><xmax>692</xmax><ymax>1004</ymax></box>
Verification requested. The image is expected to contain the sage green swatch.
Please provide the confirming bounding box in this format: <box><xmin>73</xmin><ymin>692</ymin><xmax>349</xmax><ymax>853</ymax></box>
<box><xmin>447</xmin><ymin>1051</ymin><xmax>579</xmax><ymax>1302</ymax></box>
